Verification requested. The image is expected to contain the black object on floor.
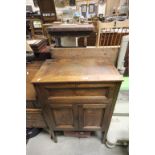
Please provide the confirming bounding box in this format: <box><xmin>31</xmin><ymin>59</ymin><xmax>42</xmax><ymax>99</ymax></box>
<box><xmin>26</xmin><ymin>128</ymin><xmax>42</xmax><ymax>140</ymax></box>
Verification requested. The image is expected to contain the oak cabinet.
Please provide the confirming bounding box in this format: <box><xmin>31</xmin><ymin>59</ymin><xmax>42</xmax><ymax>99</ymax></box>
<box><xmin>32</xmin><ymin>59</ymin><xmax>122</xmax><ymax>143</ymax></box>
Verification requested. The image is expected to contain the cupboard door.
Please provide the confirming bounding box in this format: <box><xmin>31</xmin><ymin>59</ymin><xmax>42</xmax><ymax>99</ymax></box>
<box><xmin>79</xmin><ymin>104</ymin><xmax>108</xmax><ymax>130</ymax></box>
<box><xmin>49</xmin><ymin>104</ymin><xmax>78</xmax><ymax>130</ymax></box>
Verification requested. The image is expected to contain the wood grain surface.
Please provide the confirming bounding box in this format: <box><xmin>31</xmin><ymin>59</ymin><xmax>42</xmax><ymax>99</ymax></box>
<box><xmin>32</xmin><ymin>59</ymin><xmax>123</xmax><ymax>83</ymax></box>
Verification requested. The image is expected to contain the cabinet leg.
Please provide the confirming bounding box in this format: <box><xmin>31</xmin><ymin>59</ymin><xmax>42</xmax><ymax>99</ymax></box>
<box><xmin>101</xmin><ymin>132</ymin><xmax>104</xmax><ymax>144</ymax></box>
<box><xmin>102</xmin><ymin>132</ymin><xmax>106</xmax><ymax>144</ymax></box>
<box><xmin>51</xmin><ymin>131</ymin><xmax>57</xmax><ymax>143</ymax></box>
<box><xmin>42</xmin><ymin>108</ymin><xmax>57</xmax><ymax>143</ymax></box>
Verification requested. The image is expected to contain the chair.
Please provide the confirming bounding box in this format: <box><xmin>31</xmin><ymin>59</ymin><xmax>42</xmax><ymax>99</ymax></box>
<box><xmin>42</xmin><ymin>23</ymin><xmax>59</xmax><ymax>45</ymax></box>
<box><xmin>96</xmin><ymin>19</ymin><xmax>129</xmax><ymax>47</ymax></box>
<box><xmin>29</xmin><ymin>19</ymin><xmax>45</xmax><ymax>39</ymax></box>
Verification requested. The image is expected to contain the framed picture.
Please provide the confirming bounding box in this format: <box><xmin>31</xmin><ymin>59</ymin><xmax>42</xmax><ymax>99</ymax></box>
<box><xmin>81</xmin><ymin>4</ymin><xmax>87</xmax><ymax>13</ymax></box>
<box><xmin>89</xmin><ymin>4</ymin><xmax>95</xmax><ymax>13</ymax></box>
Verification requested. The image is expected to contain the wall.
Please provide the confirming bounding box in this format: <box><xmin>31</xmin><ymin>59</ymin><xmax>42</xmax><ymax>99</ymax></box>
<box><xmin>98</xmin><ymin>3</ymin><xmax>106</xmax><ymax>15</ymax></box>
<box><xmin>26</xmin><ymin>0</ymin><xmax>39</xmax><ymax>12</ymax></box>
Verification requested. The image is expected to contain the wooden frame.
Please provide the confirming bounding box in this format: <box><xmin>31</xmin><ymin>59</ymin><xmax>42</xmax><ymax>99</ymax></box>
<box><xmin>89</xmin><ymin>4</ymin><xmax>95</xmax><ymax>13</ymax></box>
<box><xmin>81</xmin><ymin>4</ymin><xmax>87</xmax><ymax>13</ymax></box>
<box><xmin>29</xmin><ymin>18</ymin><xmax>45</xmax><ymax>39</ymax></box>
<box><xmin>96</xmin><ymin>19</ymin><xmax>129</xmax><ymax>47</ymax></box>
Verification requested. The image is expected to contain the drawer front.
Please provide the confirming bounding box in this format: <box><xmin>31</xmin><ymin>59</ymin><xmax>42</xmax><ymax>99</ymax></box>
<box><xmin>41</xmin><ymin>83</ymin><xmax>116</xmax><ymax>103</ymax></box>
<box><xmin>47</xmin><ymin>87</ymin><xmax>108</xmax><ymax>97</ymax></box>
<box><xmin>26</xmin><ymin>109</ymin><xmax>46</xmax><ymax>128</ymax></box>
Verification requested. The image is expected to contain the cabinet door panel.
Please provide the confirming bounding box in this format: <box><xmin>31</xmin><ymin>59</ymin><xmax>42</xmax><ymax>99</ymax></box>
<box><xmin>50</xmin><ymin>104</ymin><xmax>78</xmax><ymax>130</ymax></box>
<box><xmin>79</xmin><ymin>104</ymin><xmax>108</xmax><ymax>130</ymax></box>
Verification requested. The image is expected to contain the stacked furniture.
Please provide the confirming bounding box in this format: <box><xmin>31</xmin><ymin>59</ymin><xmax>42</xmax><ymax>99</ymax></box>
<box><xmin>27</xmin><ymin>39</ymin><xmax>51</xmax><ymax>60</ymax></box>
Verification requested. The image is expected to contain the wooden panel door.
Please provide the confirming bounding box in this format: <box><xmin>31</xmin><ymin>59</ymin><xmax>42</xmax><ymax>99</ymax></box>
<box><xmin>49</xmin><ymin>104</ymin><xmax>78</xmax><ymax>130</ymax></box>
<box><xmin>79</xmin><ymin>104</ymin><xmax>109</xmax><ymax>130</ymax></box>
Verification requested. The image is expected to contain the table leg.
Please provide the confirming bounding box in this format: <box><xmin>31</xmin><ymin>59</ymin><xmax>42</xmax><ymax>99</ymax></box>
<box><xmin>84</xmin><ymin>37</ymin><xmax>87</xmax><ymax>47</ymax></box>
<box><xmin>55</xmin><ymin>37</ymin><xmax>61</xmax><ymax>47</ymax></box>
<box><xmin>76</xmin><ymin>37</ymin><xmax>78</xmax><ymax>47</ymax></box>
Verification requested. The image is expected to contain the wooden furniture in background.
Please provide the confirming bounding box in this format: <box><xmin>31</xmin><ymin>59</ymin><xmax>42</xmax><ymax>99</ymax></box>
<box><xmin>27</xmin><ymin>39</ymin><xmax>48</xmax><ymax>52</ymax></box>
<box><xmin>28</xmin><ymin>18</ymin><xmax>46</xmax><ymax>39</ymax></box>
<box><xmin>96</xmin><ymin>19</ymin><xmax>129</xmax><ymax>47</ymax></box>
<box><xmin>31</xmin><ymin>48</ymin><xmax>123</xmax><ymax>143</ymax></box>
<box><xmin>124</xmin><ymin>43</ymin><xmax>129</xmax><ymax>76</ymax></box>
<box><xmin>78</xmin><ymin>21</ymin><xmax>98</xmax><ymax>47</ymax></box>
<box><xmin>47</xmin><ymin>23</ymin><xmax>95</xmax><ymax>47</ymax></box>
<box><xmin>37</xmin><ymin>0</ymin><xmax>57</xmax><ymax>23</ymax></box>
<box><xmin>42</xmin><ymin>23</ymin><xmax>54</xmax><ymax>45</ymax></box>
<box><xmin>26</xmin><ymin>61</ymin><xmax>47</xmax><ymax>128</ymax></box>
<box><xmin>78</xmin><ymin>32</ymin><xmax>96</xmax><ymax>46</ymax></box>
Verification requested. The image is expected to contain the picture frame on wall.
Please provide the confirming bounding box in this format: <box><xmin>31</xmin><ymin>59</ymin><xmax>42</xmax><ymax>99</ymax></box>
<box><xmin>89</xmin><ymin>4</ymin><xmax>95</xmax><ymax>13</ymax></box>
<box><xmin>81</xmin><ymin>4</ymin><xmax>87</xmax><ymax>13</ymax></box>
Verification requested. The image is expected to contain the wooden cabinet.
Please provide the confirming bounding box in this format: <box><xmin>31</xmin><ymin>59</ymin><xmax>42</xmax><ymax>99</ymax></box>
<box><xmin>32</xmin><ymin>59</ymin><xmax>122</xmax><ymax>143</ymax></box>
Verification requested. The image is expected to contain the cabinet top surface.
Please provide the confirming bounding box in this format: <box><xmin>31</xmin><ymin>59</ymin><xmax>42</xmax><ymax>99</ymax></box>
<box><xmin>32</xmin><ymin>59</ymin><xmax>123</xmax><ymax>83</ymax></box>
<box><xmin>48</xmin><ymin>24</ymin><xmax>94</xmax><ymax>32</ymax></box>
<box><xmin>26</xmin><ymin>61</ymin><xmax>44</xmax><ymax>100</ymax></box>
